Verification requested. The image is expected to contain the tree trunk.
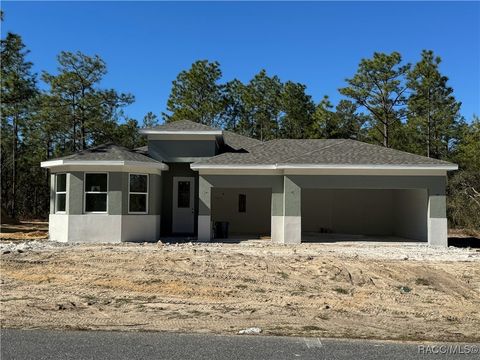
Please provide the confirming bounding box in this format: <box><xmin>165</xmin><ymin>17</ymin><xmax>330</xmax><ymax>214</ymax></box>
<box><xmin>383</xmin><ymin>119</ymin><xmax>388</xmax><ymax>147</ymax></box>
<box><xmin>427</xmin><ymin>89</ymin><xmax>431</xmax><ymax>158</ymax></box>
<box><xmin>11</xmin><ymin>113</ymin><xmax>17</xmax><ymax>218</ymax></box>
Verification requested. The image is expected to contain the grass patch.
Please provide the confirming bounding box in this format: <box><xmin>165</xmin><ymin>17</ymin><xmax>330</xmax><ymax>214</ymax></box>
<box><xmin>0</xmin><ymin>296</ymin><xmax>36</xmax><ymax>302</ymax></box>
<box><xmin>302</xmin><ymin>325</ymin><xmax>322</xmax><ymax>331</ymax></box>
<box><xmin>333</xmin><ymin>287</ymin><xmax>349</xmax><ymax>295</ymax></box>
<box><xmin>187</xmin><ymin>309</ymin><xmax>210</xmax><ymax>316</ymax></box>
<box><xmin>415</xmin><ymin>278</ymin><xmax>431</xmax><ymax>286</ymax></box>
<box><xmin>290</xmin><ymin>291</ymin><xmax>304</xmax><ymax>296</ymax></box>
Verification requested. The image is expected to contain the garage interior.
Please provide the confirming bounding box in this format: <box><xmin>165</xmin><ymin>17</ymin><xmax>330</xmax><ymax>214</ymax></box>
<box><xmin>210</xmin><ymin>187</ymin><xmax>428</xmax><ymax>242</ymax></box>
<box><xmin>302</xmin><ymin>188</ymin><xmax>428</xmax><ymax>242</ymax></box>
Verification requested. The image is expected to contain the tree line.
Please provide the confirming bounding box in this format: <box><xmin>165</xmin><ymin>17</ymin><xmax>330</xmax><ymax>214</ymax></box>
<box><xmin>1</xmin><ymin>15</ymin><xmax>479</xmax><ymax>231</ymax></box>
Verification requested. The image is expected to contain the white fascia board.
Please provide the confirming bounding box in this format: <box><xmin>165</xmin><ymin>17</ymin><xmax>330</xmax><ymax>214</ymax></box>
<box><xmin>190</xmin><ymin>164</ymin><xmax>277</xmax><ymax>171</ymax></box>
<box><xmin>190</xmin><ymin>163</ymin><xmax>458</xmax><ymax>172</ymax></box>
<box><xmin>139</xmin><ymin>129</ymin><xmax>222</xmax><ymax>136</ymax></box>
<box><xmin>277</xmin><ymin>163</ymin><xmax>459</xmax><ymax>171</ymax></box>
<box><xmin>41</xmin><ymin>160</ymin><xmax>169</xmax><ymax>171</ymax></box>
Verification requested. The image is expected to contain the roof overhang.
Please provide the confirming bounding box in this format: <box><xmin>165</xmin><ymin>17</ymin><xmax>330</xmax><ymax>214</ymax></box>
<box><xmin>41</xmin><ymin>160</ymin><xmax>169</xmax><ymax>173</ymax></box>
<box><xmin>191</xmin><ymin>163</ymin><xmax>458</xmax><ymax>171</ymax></box>
<box><xmin>191</xmin><ymin>163</ymin><xmax>458</xmax><ymax>176</ymax></box>
<box><xmin>139</xmin><ymin>129</ymin><xmax>222</xmax><ymax>136</ymax></box>
<box><xmin>276</xmin><ymin>164</ymin><xmax>459</xmax><ymax>171</ymax></box>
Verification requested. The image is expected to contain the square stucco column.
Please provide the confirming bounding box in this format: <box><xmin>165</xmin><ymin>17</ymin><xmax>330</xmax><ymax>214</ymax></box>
<box><xmin>427</xmin><ymin>176</ymin><xmax>448</xmax><ymax>247</ymax></box>
<box><xmin>428</xmin><ymin>190</ymin><xmax>448</xmax><ymax>247</ymax></box>
<box><xmin>198</xmin><ymin>175</ymin><xmax>212</xmax><ymax>242</ymax></box>
<box><xmin>271</xmin><ymin>176</ymin><xmax>302</xmax><ymax>244</ymax></box>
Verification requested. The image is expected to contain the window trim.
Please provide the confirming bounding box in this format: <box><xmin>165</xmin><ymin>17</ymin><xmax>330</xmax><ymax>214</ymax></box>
<box><xmin>84</xmin><ymin>172</ymin><xmax>109</xmax><ymax>214</ymax></box>
<box><xmin>55</xmin><ymin>173</ymin><xmax>67</xmax><ymax>214</ymax></box>
<box><xmin>128</xmin><ymin>173</ymin><xmax>149</xmax><ymax>215</ymax></box>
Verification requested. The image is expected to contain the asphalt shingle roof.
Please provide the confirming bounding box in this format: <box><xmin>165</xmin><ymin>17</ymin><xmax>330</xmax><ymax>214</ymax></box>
<box><xmin>54</xmin><ymin>143</ymin><xmax>160</xmax><ymax>163</ymax></box>
<box><xmin>222</xmin><ymin>131</ymin><xmax>262</xmax><ymax>151</ymax></box>
<box><xmin>144</xmin><ymin>120</ymin><xmax>221</xmax><ymax>132</ymax></box>
<box><xmin>192</xmin><ymin>139</ymin><xmax>456</xmax><ymax>167</ymax></box>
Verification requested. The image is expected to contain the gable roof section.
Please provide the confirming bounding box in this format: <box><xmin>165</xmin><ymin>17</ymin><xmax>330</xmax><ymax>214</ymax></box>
<box><xmin>41</xmin><ymin>143</ymin><xmax>168</xmax><ymax>170</ymax></box>
<box><xmin>191</xmin><ymin>139</ymin><xmax>458</xmax><ymax>170</ymax></box>
<box><xmin>140</xmin><ymin>120</ymin><xmax>223</xmax><ymax>135</ymax></box>
<box><xmin>221</xmin><ymin>130</ymin><xmax>262</xmax><ymax>151</ymax></box>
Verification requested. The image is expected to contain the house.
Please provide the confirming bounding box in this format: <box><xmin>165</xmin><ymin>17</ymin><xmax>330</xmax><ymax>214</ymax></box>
<box><xmin>40</xmin><ymin>120</ymin><xmax>458</xmax><ymax>246</ymax></box>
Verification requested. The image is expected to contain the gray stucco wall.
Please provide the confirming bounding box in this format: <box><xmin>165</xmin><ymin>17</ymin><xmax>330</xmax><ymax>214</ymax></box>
<box><xmin>69</xmin><ymin>172</ymin><xmax>84</xmax><ymax>215</ymax></box>
<box><xmin>149</xmin><ymin>174</ymin><xmax>162</xmax><ymax>215</ymax></box>
<box><xmin>393</xmin><ymin>189</ymin><xmax>428</xmax><ymax>240</ymax></box>
<box><xmin>109</xmin><ymin>172</ymin><xmax>123</xmax><ymax>215</ymax></box>
<box><xmin>302</xmin><ymin>189</ymin><xmax>394</xmax><ymax>235</ymax></box>
<box><xmin>287</xmin><ymin>175</ymin><xmax>445</xmax><ymax>192</ymax></box>
<box><xmin>199</xmin><ymin>175</ymin><xmax>284</xmax><ymax>217</ymax></box>
<box><xmin>161</xmin><ymin>163</ymin><xmax>198</xmax><ymax>235</ymax></box>
<box><xmin>148</xmin><ymin>140</ymin><xmax>218</xmax><ymax>163</ymax></box>
<box><xmin>211</xmin><ymin>188</ymin><xmax>271</xmax><ymax>236</ymax></box>
<box><xmin>49</xmin><ymin>174</ymin><xmax>55</xmax><ymax>214</ymax></box>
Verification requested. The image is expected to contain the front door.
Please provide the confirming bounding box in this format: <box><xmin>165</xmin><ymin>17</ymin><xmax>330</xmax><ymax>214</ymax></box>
<box><xmin>172</xmin><ymin>177</ymin><xmax>195</xmax><ymax>234</ymax></box>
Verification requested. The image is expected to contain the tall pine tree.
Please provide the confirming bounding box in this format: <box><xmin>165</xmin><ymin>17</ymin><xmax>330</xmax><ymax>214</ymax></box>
<box><xmin>339</xmin><ymin>52</ymin><xmax>410</xmax><ymax>148</ymax></box>
<box><xmin>1</xmin><ymin>32</ymin><xmax>38</xmax><ymax>218</ymax></box>
<box><xmin>163</xmin><ymin>60</ymin><xmax>224</xmax><ymax>126</ymax></box>
<box><xmin>406</xmin><ymin>50</ymin><xmax>462</xmax><ymax>159</ymax></box>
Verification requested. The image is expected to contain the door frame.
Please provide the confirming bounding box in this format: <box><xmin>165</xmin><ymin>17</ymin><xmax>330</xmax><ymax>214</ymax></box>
<box><xmin>172</xmin><ymin>176</ymin><xmax>195</xmax><ymax>234</ymax></box>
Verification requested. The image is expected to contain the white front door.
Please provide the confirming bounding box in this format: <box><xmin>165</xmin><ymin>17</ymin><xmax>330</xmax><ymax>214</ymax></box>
<box><xmin>172</xmin><ymin>177</ymin><xmax>195</xmax><ymax>234</ymax></box>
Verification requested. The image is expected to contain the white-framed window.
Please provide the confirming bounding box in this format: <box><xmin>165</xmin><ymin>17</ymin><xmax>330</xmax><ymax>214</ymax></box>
<box><xmin>84</xmin><ymin>173</ymin><xmax>108</xmax><ymax>213</ymax></box>
<box><xmin>128</xmin><ymin>173</ymin><xmax>148</xmax><ymax>214</ymax></box>
<box><xmin>55</xmin><ymin>173</ymin><xmax>67</xmax><ymax>213</ymax></box>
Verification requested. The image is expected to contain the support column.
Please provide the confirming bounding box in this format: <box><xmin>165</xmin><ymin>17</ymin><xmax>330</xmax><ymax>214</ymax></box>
<box><xmin>271</xmin><ymin>177</ymin><xmax>284</xmax><ymax>243</ymax></box>
<box><xmin>198</xmin><ymin>175</ymin><xmax>212</xmax><ymax>242</ymax></box>
<box><xmin>271</xmin><ymin>176</ymin><xmax>302</xmax><ymax>244</ymax></box>
<box><xmin>284</xmin><ymin>176</ymin><xmax>302</xmax><ymax>244</ymax></box>
<box><xmin>428</xmin><ymin>190</ymin><xmax>448</xmax><ymax>247</ymax></box>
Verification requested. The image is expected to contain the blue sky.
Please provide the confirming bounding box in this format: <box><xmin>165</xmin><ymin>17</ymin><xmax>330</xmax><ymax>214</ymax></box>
<box><xmin>2</xmin><ymin>1</ymin><xmax>479</xmax><ymax>123</ymax></box>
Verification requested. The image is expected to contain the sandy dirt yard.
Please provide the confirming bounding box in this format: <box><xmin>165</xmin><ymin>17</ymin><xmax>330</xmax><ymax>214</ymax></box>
<box><xmin>1</xmin><ymin>240</ymin><xmax>479</xmax><ymax>342</ymax></box>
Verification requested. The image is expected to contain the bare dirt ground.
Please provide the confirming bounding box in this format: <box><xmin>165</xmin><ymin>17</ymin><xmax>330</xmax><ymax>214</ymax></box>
<box><xmin>1</xmin><ymin>239</ymin><xmax>479</xmax><ymax>342</ymax></box>
<box><xmin>0</xmin><ymin>221</ymin><xmax>48</xmax><ymax>241</ymax></box>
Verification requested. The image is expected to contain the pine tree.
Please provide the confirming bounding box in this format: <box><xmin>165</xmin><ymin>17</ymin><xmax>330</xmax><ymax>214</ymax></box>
<box><xmin>163</xmin><ymin>60</ymin><xmax>224</xmax><ymax>126</ymax></box>
<box><xmin>406</xmin><ymin>50</ymin><xmax>462</xmax><ymax>159</ymax></box>
<box><xmin>1</xmin><ymin>32</ymin><xmax>38</xmax><ymax>218</ymax></box>
<box><xmin>339</xmin><ymin>52</ymin><xmax>410</xmax><ymax>147</ymax></box>
<box><xmin>42</xmin><ymin>51</ymin><xmax>134</xmax><ymax>152</ymax></box>
<box><xmin>280</xmin><ymin>81</ymin><xmax>315</xmax><ymax>139</ymax></box>
<box><xmin>242</xmin><ymin>70</ymin><xmax>283</xmax><ymax>141</ymax></box>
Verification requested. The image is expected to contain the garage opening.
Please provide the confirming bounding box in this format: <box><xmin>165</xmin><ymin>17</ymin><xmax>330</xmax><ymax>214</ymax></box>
<box><xmin>301</xmin><ymin>189</ymin><xmax>428</xmax><ymax>242</ymax></box>
<box><xmin>211</xmin><ymin>188</ymin><xmax>271</xmax><ymax>239</ymax></box>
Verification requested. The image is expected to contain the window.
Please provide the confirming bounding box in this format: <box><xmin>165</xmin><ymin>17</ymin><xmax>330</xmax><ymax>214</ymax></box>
<box><xmin>55</xmin><ymin>173</ymin><xmax>67</xmax><ymax>213</ymax></box>
<box><xmin>238</xmin><ymin>194</ymin><xmax>246</xmax><ymax>213</ymax></box>
<box><xmin>129</xmin><ymin>174</ymin><xmax>148</xmax><ymax>214</ymax></box>
<box><xmin>177</xmin><ymin>181</ymin><xmax>190</xmax><ymax>208</ymax></box>
<box><xmin>84</xmin><ymin>173</ymin><xmax>108</xmax><ymax>213</ymax></box>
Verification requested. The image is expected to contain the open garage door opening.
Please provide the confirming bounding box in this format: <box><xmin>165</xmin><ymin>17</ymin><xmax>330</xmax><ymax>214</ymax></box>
<box><xmin>301</xmin><ymin>188</ymin><xmax>428</xmax><ymax>243</ymax></box>
<box><xmin>211</xmin><ymin>188</ymin><xmax>271</xmax><ymax>240</ymax></box>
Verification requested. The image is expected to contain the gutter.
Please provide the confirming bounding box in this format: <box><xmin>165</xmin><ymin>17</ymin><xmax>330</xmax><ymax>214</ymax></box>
<box><xmin>40</xmin><ymin>160</ymin><xmax>169</xmax><ymax>171</ymax></box>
